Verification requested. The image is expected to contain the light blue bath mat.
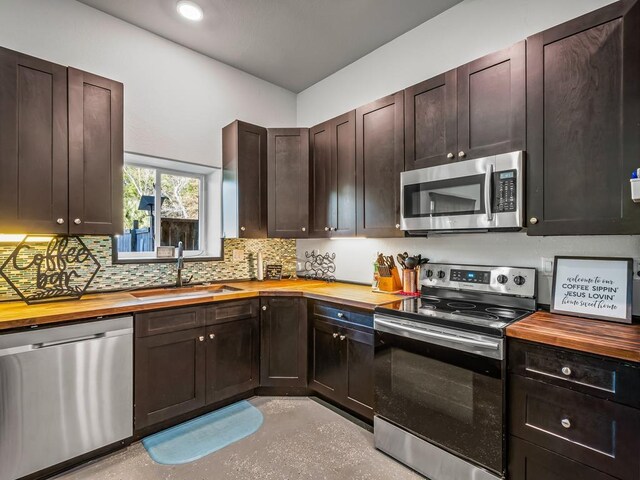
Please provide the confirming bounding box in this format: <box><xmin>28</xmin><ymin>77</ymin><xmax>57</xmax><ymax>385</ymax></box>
<box><xmin>142</xmin><ymin>400</ymin><xmax>264</xmax><ymax>465</ymax></box>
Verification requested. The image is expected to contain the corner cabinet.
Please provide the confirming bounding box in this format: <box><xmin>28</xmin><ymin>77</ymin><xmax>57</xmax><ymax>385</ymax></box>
<box><xmin>404</xmin><ymin>41</ymin><xmax>525</xmax><ymax>171</ymax></box>
<box><xmin>0</xmin><ymin>47</ymin><xmax>123</xmax><ymax>235</ymax></box>
<box><xmin>356</xmin><ymin>92</ymin><xmax>405</xmax><ymax>237</ymax></box>
<box><xmin>309</xmin><ymin>110</ymin><xmax>356</xmax><ymax>238</ymax></box>
<box><xmin>267</xmin><ymin>128</ymin><xmax>309</xmax><ymax>238</ymax></box>
<box><xmin>222</xmin><ymin>120</ymin><xmax>268</xmax><ymax>238</ymax></box>
<box><xmin>526</xmin><ymin>0</ymin><xmax>640</xmax><ymax>235</ymax></box>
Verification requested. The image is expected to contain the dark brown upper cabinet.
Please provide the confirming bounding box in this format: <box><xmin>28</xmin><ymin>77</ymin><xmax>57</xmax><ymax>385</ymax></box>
<box><xmin>0</xmin><ymin>48</ymin><xmax>123</xmax><ymax>236</ymax></box>
<box><xmin>222</xmin><ymin>120</ymin><xmax>268</xmax><ymax>238</ymax></box>
<box><xmin>267</xmin><ymin>128</ymin><xmax>309</xmax><ymax>238</ymax></box>
<box><xmin>309</xmin><ymin>110</ymin><xmax>356</xmax><ymax>238</ymax></box>
<box><xmin>0</xmin><ymin>48</ymin><xmax>69</xmax><ymax>234</ymax></box>
<box><xmin>356</xmin><ymin>92</ymin><xmax>405</xmax><ymax>237</ymax></box>
<box><xmin>404</xmin><ymin>42</ymin><xmax>525</xmax><ymax>170</ymax></box>
<box><xmin>68</xmin><ymin>68</ymin><xmax>123</xmax><ymax>235</ymax></box>
<box><xmin>526</xmin><ymin>0</ymin><xmax>640</xmax><ymax>235</ymax></box>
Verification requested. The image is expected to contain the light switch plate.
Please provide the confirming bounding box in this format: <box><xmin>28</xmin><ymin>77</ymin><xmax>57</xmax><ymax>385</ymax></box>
<box><xmin>540</xmin><ymin>257</ymin><xmax>554</xmax><ymax>276</ymax></box>
<box><xmin>232</xmin><ymin>249</ymin><xmax>245</xmax><ymax>262</ymax></box>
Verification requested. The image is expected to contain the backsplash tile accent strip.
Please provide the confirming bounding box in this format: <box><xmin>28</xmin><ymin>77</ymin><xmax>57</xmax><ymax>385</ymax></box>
<box><xmin>0</xmin><ymin>237</ymin><xmax>297</xmax><ymax>302</ymax></box>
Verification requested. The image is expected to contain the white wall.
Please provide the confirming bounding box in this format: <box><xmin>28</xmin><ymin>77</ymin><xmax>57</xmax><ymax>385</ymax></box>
<box><xmin>295</xmin><ymin>0</ymin><xmax>640</xmax><ymax>312</ymax></box>
<box><xmin>0</xmin><ymin>0</ymin><xmax>297</xmax><ymax>167</ymax></box>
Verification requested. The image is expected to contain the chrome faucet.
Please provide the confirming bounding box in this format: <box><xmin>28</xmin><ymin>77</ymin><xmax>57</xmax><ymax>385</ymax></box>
<box><xmin>176</xmin><ymin>241</ymin><xmax>193</xmax><ymax>287</ymax></box>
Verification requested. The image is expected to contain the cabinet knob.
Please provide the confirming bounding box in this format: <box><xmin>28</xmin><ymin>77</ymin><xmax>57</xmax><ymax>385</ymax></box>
<box><xmin>301</xmin><ymin>227</ymin><xmax>306</xmax><ymax>232</ymax></box>
<box><xmin>339</xmin><ymin>335</ymin><xmax>346</xmax><ymax>341</ymax></box>
<box><xmin>332</xmin><ymin>332</ymin><xmax>339</xmax><ymax>338</ymax></box>
<box><xmin>324</xmin><ymin>227</ymin><xmax>330</xmax><ymax>231</ymax></box>
<box><xmin>458</xmin><ymin>151</ymin><xmax>466</xmax><ymax>158</ymax></box>
<box><xmin>331</xmin><ymin>227</ymin><xmax>336</xmax><ymax>231</ymax></box>
<box><xmin>561</xmin><ymin>418</ymin><xmax>571</xmax><ymax>429</ymax></box>
<box><xmin>395</xmin><ymin>224</ymin><xmax>401</xmax><ymax>229</ymax></box>
<box><xmin>74</xmin><ymin>218</ymin><xmax>82</xmax><ymax>225</ymax></box>
<box><xmin>209</xmin><ymin>333</ymin><xmax>215</xmax><ymax>340</ymax></box>
<box><xmin>561</xmin><ymin>366</ymin><xmax>572</xmax><ymax>376</ymax></box>
<box><xmin>198</xmin><ymin>336</ymin><xmax>205</xmax><ymax>342</ymax></box>
<box><xmin>447</xmin><ymin>152</ymin><xmax>454</xmax><ymax>159</ymax></box>
<box><xmin>337</xmin><ymin>312</ymin><xmax>344</xmax><ymax>318</ymax></box>
<box><xmin>240</xmin><ymin>226</ymin><xmax>246</xmax><ymax>232</ymax></box>
<box><xmin>57</xmin><ymin>218</ymin><xmax>65</xmax><ymax>225</ymax></box>
<box><xmin>262</xmin><ymin>305</ymin><xmax>267</xmax><ymax>311</ymax></box>
<box><xmin>529</xmin><ymin>217</ymin><xmax>539</xmax><ymax>225</ymax></box>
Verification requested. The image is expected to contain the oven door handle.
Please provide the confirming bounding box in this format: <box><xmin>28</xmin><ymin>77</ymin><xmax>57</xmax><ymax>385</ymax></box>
<box><xmin>374</xmin><ymin>318</ymin><xmax>500</xmax><ymax>350</ymax></box>
<box><xmin>484</xmin><ymin>163</ymin><xmax>494</xmax><ymax>222</ymax></box>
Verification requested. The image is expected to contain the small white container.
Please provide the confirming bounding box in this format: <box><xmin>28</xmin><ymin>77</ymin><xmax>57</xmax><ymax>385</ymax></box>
<box><xmin>631</xmin><ymin>178</ymin><xmax>640</xmax><ymax>203</ymax></box>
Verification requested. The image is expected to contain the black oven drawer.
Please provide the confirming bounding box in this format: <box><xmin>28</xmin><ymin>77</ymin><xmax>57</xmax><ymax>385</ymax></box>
<box><xmin>509</xmin><ymin>375</ymin><xmax>640</xmax><ymax>480</ymax></box>
<box><xmin>508</xmin><ymin>339</ymin><xmax>640</xmax><ymax>408</ymax></box>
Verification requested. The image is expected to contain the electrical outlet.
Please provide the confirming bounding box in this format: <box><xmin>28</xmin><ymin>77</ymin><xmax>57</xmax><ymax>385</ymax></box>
<box><xmin>232</xmin><ymin>249</ymin><xmax>245</xmax><ymax>262</ymax></box>
<box><xmin>634</xmin><ymin>258</ymin><xmax>640</xmax><ymax>281</ymax></box>
<box><xmin>540</xmin><ymin>257</ymin><xmax>554</xmax><ymax>276</ymax></box>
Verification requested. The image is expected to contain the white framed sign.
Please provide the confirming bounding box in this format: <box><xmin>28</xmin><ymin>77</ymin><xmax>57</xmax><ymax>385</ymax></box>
<box><xmin>551</xmin><ymin>256</ymin><xmax>633</xmax><ymax>323</ymax></box>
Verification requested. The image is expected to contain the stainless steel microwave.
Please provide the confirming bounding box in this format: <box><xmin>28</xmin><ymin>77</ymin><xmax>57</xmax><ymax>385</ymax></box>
<box><xmin>400</xmin><ymin>151</ymin><xmax>524</xmax><ymax>234</ymax></box>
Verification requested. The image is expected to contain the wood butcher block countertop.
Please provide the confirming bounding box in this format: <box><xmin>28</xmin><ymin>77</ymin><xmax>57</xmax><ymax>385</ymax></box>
<box><xmin>507</xmin><ymin>310</ymin><xmax>640</xmax><ymax>363</ymax></box>
<box><xmin>0</xmin><ymin>279</ymin><xmax>402</xmax><ymax>332</ymax></box>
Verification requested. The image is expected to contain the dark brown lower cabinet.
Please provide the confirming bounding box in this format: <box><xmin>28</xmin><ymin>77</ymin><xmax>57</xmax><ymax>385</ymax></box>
<box><xmin>309</xmin><ymin>315</ymin><xmax>374</xmax><ymax>420</ymax></box>
<box><xmin>260</xmin><ymin>297</ymin><xmax>307</xmax><ymax>387</ymax></box>
<box><xmin>205</xmin><ymin>318</ymin><xmax>259</xmax><ymax>404</ymax></box>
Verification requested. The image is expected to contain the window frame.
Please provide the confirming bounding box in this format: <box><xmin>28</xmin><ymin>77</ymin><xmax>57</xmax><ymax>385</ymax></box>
<box><xmin>112</xmin><ymin>154</ymin><xmax>223</xmax><ymax>264</ymax></box>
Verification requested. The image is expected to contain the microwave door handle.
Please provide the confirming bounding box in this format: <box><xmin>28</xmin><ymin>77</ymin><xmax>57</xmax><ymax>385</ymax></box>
<box><xmin>484</xmin><ymin>163</ymin><xmax>494</xmax><ymax>221</ymax></box>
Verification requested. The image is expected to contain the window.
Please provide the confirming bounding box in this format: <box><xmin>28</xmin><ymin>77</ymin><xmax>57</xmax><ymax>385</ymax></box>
<box><xmin>113</xmin><ymin>153</ymin><xmax>221</xmax><ymax>263</ymax></box>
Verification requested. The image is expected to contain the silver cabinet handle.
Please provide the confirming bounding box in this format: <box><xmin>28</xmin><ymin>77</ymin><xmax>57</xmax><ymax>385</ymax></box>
<box><xmin>324</xmin><ymin>227</ymin><xmax>329</xmax><ymax>231</ymax></box>
<box><xmin>530</xmin><ymin>217</ymin><xmax>539</xmax><ymax>225</ymax></box>
<box><xmin>332</xmin><ymin>333</ymin><xmax>339</xmax><ymax>338</ymax></box>
<box><xmin>339</xmin><ymin>335</ymin><xmax>346</xmax><ymax>341</ymax></box>
<box><xmin>331</xmin><ymin>227</ymin><xmax>336</xmax><ymax>231</ymax></box>
<box><xmin>395</xmin><ymin>224</ymin><xmax>400</xmax><ymax>229</ymax></box>
<box><xmin>74</xmin><ymin>218</ymin><xmax>81</xmax><ymax>225</ymax></box>
<box><xmin>262</xmin><ymin>305</ymin><xmax>267</xmax><ymax>311</ymax></box>
<box><xmin>57</xmin><ymin>218</ymin><xmax>65</xmax><ymax>224</ymax></box>
<box><xmin>447</xmin><ymin>152</ymin><xmax>454</xmax><ymax>159</ymax></box>
<box><xmin>301</xmin><ymin>227</ymin><xmax>306</xmax><ymax>232</ymax></box>
<box><xmin>561</xmin><ymin>418</ymin><xmax>571</xmax><ymax>429</ymax></box>
<box><xmin>240</xmin><ymin>226</ymin><xmax>246</xmax><ymax>231</ymax></box>
<box><xmin>458</xmin><ymin>151</ymin><xmax>466</xmax><ymax>158</ymax></box>
<box><xmin>562</xmin><ymin>367</ymin><xmax>572</xmax><ymax>376</ymax></box>
<box><xmin>209</xmin><ymin>333</ymin><xmax>215</xmax><ymax>339</ymax></box>
<box><xmin>484</xmin><ymin>163</ymin><xmax>494</xmax><ymax>222</ymax></box>
<box><xmin>198</xmin><ymin>336</ymin><xmax>205</xmax><ymax>342</ymax></box>
<box><xmin>337</xmin><ymin>312</ymin><xmax>344</xmax><ymax>318</ymax></box>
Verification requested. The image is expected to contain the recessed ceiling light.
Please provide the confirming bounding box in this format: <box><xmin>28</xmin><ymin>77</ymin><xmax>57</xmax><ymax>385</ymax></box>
<box><xmin>177</xmin><ymin>1</ymin><xmax>203</xmax><ymax>21</ymax></box>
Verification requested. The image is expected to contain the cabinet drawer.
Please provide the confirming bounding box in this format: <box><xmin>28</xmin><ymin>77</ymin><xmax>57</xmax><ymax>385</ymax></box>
<box><xmin>509</xmin><ymin>375</ymin><xmax>640</xmax><ymax>480</ymax></box>
<box><xmin>313</xmin><ymin>302</ymin><xmax>373</xmax><ymax>329</ymax></box>
<box><xmin>136</xmin><ymin>306</ymin><xmax>205</xmax><ymax>337</ymax></box>
<box><xmin>205</xmin><ymin>299</ymin><xmax>258</xmax><ymax>325</ymax></box>
<box><xmin>509</xmin><ymin>436</ymin><xmax>617</xmax><ymax>480</ymax></box>
<box><xmin>508</xmin><ymin>340</ymin><xmax>640</xmax><ymax>408</ymax></box>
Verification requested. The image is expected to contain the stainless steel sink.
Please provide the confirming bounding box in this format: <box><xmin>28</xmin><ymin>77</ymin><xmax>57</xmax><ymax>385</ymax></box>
<box><xmin>130</xmin><ymin>284</ymin><xmax>242</xmax><ymax>301</ymax></box>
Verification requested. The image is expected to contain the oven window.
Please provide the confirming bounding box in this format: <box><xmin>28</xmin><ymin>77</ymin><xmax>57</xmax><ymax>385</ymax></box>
<box><xmin>375</xmin><ymin>332</ymin><xmax>503</xmax><ymax>474</ymax></box>
<box><xmin>403</xmin><ymin>174</ymin><xmax>485</xmax><ymax>218</ymax></box>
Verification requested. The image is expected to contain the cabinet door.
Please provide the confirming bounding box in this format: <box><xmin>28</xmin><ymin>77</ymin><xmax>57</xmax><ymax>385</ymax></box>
<box><xmin>356</xmin><ymin>92</ymin><xmax>404</xmax><ymax>237</ymax></box>
<box><xmin>267</xmin><ymin>128</ymin><xmax>309</xmax><ymax>238</ymax></box>
<box><xmin>343</xmin><ymin>326</ymin><xmax>374</xmax><ymax>420</ymax></box>
<box><xmin>0</xmin><ymin>47</ymin><xmax>68</xmax><ymax>234</ymax></box>
<box><xmin>457</xmin><ymin>41</ymin><xmax>525</xmax><ymax>161</ymax></box>
<box><xmin>526</xmin><ymin>1</ymin><xmax>640</xmax><ymax>235</ymax></box>
<box><xmin>135</xmin><ymin>328</ymin><xmax>206</xmax><ymax>430</ymax></box>
<box><xmin>309</xmin><ymin>318</ymin><xmax>344</xmax><ymax>401</ymax></box>
<box><xmin>260</xmin><ymin>297</ymin><xmax>307</xmax><ymax>387</ymax></box>
<box><xmin>68</xmin><ymin>68</ymin><xmax>123</xmax><ymax>235</ymax></box>
<box><xmin>509</xmin><ymin>436</ymin><xmax>617</xmax><ymax>480</ymax></box>
<box><xmin>205</xmin><ymin>318</ymin><xmax>259</xmax><ymax>404</ymax></box>
<box><xmin>404</xmin><ymin>70</ymin><xmax>457</xmax><ymax>170</ymax></box>
<box><xmin>309</xmin><ymin>121</ymin><xmax>333</xmax><ymax>238</ymax></box>
<box><xmin>222</xmin><ymin>121</ymin><xmax>268</xmax><ymax>238</ymax></box>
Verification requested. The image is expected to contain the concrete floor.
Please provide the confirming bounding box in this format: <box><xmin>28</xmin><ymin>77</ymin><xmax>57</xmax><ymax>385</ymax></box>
<box><xmin>54</xmin><ymin>397</ymin><xmax>423</xmax><ymax>480</ymax></box>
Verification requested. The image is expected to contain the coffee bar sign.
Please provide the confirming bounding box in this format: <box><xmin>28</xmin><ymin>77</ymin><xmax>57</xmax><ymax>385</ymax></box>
<box><xmin>0</xmin><ymin>236</ymin><xmax>100</xmax><ymax>304</ymax></box>
<box><xmin>551</xmin><ymin>256</ymin><xmax>633</xmax><ymax>323</ymax></box>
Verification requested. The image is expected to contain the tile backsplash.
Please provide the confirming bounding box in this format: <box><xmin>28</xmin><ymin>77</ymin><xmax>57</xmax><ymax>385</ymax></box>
<box><xmin>0</xmin><ymin>237</ymin><xmax>297</xmax><ymax>302</ymax></box>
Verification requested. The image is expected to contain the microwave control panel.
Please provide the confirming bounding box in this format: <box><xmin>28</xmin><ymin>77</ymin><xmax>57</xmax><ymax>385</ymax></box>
<box><xmin>493</xmin><ymin>170</ymin><xmax>517</xmax><ymax>213</ymax></box>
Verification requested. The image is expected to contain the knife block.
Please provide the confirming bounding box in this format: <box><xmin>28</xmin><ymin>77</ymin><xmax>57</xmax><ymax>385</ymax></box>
<box><xmin>378</xmin><ymin>267</ymin><xmax>402</xmax><ymax>292</ymax></box>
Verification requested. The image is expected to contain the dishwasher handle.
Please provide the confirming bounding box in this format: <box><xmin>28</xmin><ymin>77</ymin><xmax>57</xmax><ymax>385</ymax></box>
<box><xmin>33</xmin><ymin>332</ymin><xmax>107</xmax><ymax>349</ymax></box>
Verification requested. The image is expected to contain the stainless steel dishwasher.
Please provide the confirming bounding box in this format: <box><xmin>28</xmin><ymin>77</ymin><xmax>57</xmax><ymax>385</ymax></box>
<box><xmin>0</xmin><ymin>317</ymin><xmax>133</xmax><ymax>480</ymax></box>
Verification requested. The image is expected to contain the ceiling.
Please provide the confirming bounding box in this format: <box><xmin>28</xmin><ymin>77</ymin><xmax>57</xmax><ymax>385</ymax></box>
<box><xmin>76</xmin><ymin>0</ymin><xmax>463</xmax><ymax>92</ymax></box>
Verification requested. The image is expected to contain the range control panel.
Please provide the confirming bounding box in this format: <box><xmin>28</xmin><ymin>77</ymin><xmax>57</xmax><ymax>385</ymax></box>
<box><xmin>493</xmin><ymin>170</ymin><xmax>517</xmax><ymax>213</ymax></box>
<box><xmin>422</xmin><ymin>263</ymin><xmax>536</xmax><ymax>298</ymax></box>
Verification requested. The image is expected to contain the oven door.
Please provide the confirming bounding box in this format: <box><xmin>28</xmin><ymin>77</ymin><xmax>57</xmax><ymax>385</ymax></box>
<box><xmin>373</xmin><ymin>314</ymin><xmax>505</xmax><ymax>475</ymax></box>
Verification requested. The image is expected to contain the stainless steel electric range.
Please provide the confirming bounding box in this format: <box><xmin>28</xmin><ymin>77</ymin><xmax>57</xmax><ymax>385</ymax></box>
<box><xmin>373</xmin><ymin>263</ymin><xmax>537</xmax><ymax>480</ymax></box>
